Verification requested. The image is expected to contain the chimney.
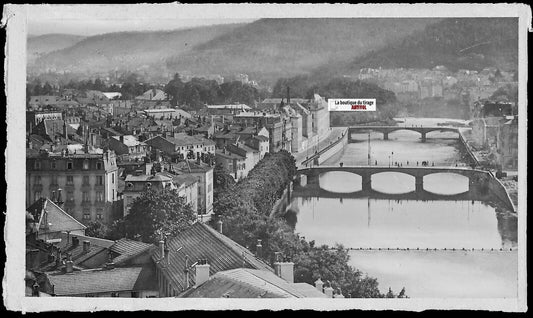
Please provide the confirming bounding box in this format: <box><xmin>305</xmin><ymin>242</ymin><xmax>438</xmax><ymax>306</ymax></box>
<box><xmin>274</xmin><ymin>254</ymin><xmax>294</xmax><ymax>283</ymax></box>
<box><xmin>255</xmin><ymin>239</ymin><xmax>263</xmax><ymax>259</ymax></box>
<box><xmin>314</xmin><ymin>278</ymin><xmax>324</xmax><ymax>293</ymax></box>
<box><xmin>82</xmin><ymin>240</ymin><xmax>91</xmax><ymax>253</ymax></box>
<box><xmin>159</xmin><ymin>240</ymin><xmax>165</xmax><ymax>262</ymax></box>
<box><xmin>32</xmin><ymin>282</ymin><xmax>40</xmax><ymax>297</ymax></box>
<box><xmin>63</xmin><ymin>121</ymin><xmax>68</xmax><ymax>140</ymax></box>
<box><xmin>195</xmin><ymin>258</ymin><xmax>210</xmax><ymax>287</ymax></box>
<box><xmin>217</xmin><ymin>220</ymin><xmax>223</xmax><ymax>234</ymax></box>
<box><xmin>71</xmin><ymin>236</ymin><xmax>79</xmax><ymax>247</ymax></box>
<box><xmin>119</xmin><ymin>135</ymin><xmax>124</xmax><ymax>143</ymax></box>
<box><xmin>324</xmin><ymin>286</ymin><xmax>334</xmax><ymax>298</ymax></box>
<box><xmin>65</xmin><ymin>255</ymin><xmax>74</xmax><ymax>274</ymax></box>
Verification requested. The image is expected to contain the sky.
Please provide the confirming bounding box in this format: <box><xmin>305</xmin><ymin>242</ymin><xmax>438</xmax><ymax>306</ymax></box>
<box><xmin>28</xmin><ymin>18</ymin><xmax>257</xmax><ymax>37</ymax></box>
<box><xmin>26</xmin><ymin>4</ymin><xmax>258</xmax><ymax>36</ymax></box>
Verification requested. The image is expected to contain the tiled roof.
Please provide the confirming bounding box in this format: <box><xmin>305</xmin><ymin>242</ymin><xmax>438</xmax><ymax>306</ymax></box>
<box><xmin>27</xmin><ymin>198</ymin><xmax>86</xmax><ymax>235</ymax></box>
<box><xmin>110</xmin><ymin>238</ymin><xmax>153</xmax><ymax>265</ymax></box>
<box><xmin>182</xmin><ymin>268</ymin><xmax>317</xmax><ymax>298</ymax></box>
<box><xmin>152</xmin><ymin>222</ymin><xmax>273</xmax><ymax>293</ymax></box>
<box><xmin>47</xmin><ymin>267</ymin><xmax>144</xmax><ymax>296</ymax></box>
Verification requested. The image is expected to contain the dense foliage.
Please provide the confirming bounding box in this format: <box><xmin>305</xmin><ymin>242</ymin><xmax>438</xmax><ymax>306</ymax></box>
<box><xmin>108</xmin><ymin>189</ymin><xmax>196</xmax><ymax>243</ymax></box>
<box><xmin>272</xmin><ymin>76</ymin><xmax>399</xmax><ymax>125</ymax></box>
<box><xmin>164</xmin><ymin>73</ymin><xmax>267</xmax><ymax>109</ymax></box>
<box><xmin>346</xmin><ymin>18</ymin><xmax>518</xmax><ymax>73</ymax></box>
<box><xmin>212</xmin><ymin>150</ymin><xmax>403</xmax><ymax>298</ymax></box>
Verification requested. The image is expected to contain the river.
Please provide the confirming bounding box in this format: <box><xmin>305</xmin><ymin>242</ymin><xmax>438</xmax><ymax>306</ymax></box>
<box><xmin>288</xmin><ymin>118</ymin><xmax>518</xmax><ymax>298</ymax></box>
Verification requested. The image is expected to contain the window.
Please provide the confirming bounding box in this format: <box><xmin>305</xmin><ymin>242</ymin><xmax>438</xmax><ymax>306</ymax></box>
<box><xmin>96</xmin><ymin>191</ymin><xmax>103</xmax><ymax>202</ymax></box>
<box><xmin>208</xmin><ymin>183</ymin><xmax>212</xmax><ymax>193</ymax></box>
<box><xmin>96</xmin><ymin>213</ymin><xmax>103</xmax><ymax>220</ymax></box>
<box><xmin>96</xmin><ymin>162</ymin><xmax>103</xmax><ymax>170</ymax></box>
<box><xmin>82</xmin><ymin>192</ymin><xmax>90</xmax><ymax>202</ymax></box>
<box><xmin>66</xmin><ymin>176</ymin><xmax>74</xmax><ymax>185</ymax></box>
<box><xmin>51</xmin><ymin>175</ymin><xmax>58</xmax><ymax>185</ymax></box>
<box><xmin>34</xmin><ymin>161</ymin><xmax>41</xmax><ymax>169</ymax></box>
<box><xmin>126</xmin><ymin>182</ymin><xmax>133</xmax><ymax>189</ymax></box>
<box><xmin>112</xmin><ymin>173</ymin><xmax>115</xmax><ymax>184</ymax></box>
<box><xmin>34</xmin><ymin>176</ymin><xmax>42</xmax><ymax>184</ymax></box>
<box><xmin>110</xmin><ymin>292</ymin><xmax>119</xmax><ymax>297</ymax></box>
<box><xmin>83</xmin><ymin>160</ymin><xmax>89</xmax><ymax>170</ymax></box>
<box><xmin>83</xmin><ymin>176</ymin><xmax>90</xmax><ymax>185</ymax></box>
<box><xmin>67</xmin><ymin>191</ymin><xmax>74</xmax><ymax>202</ymax></box>
<box><xmin>96</xmin><ymin>176</ymin><xmax>103</xmax><ymax>185</ymax></box>
<box><xmin>67</xmin><ymin>162</ymin><xmax>73</xmax><ymax>170</ymax></box>
<box><xmin>34</xmin><ymin>191</ymin><xmax>41</xmax><ymax>200</ymax></box>
<box><xmin>83</xmin><ymin>212</ymin><xmax>91</xmax><ymax>220</ymax></box>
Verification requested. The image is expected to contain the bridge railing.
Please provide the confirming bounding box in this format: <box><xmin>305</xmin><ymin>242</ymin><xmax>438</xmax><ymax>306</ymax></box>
<box><xmin>301</xmin><ymin>130</ymin><xmax>348</xmax><ymax>167</ymax></box>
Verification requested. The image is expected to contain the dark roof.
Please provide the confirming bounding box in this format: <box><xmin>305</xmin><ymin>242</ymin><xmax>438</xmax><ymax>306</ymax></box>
<box><xmin>181</xmin><ymin>268</ymin><xmax>321</xmax><ymax>298</ymax></box>
<box><xmin>110</xmin><ymin>238</ymin><xmax>154</xmax><ymax>265</ymax></box>
<box><xmin>26</xmin><ymin>198</ymin><xmax>86</xmax><ymax>235</ymax></box>
<box><xmin>152</xmin><ymin>222</ymin><xmax>273</xmax><ymax>293</ymax></box>
<box><xmin>47</xmin><ymin>267</ymin><xmax>146</xmax><ymax>296</ymax></box>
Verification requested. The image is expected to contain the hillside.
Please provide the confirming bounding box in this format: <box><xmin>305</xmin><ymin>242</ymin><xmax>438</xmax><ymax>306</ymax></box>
<box><xmin>334</xmin><ymin>18</ymin><xmax>518</xmax><ymax>75</ymax></box>
<box><xmin>30</xmin><ymin>24</ymin><xmax>243</xmax><ymax>74</ymax></box>
<box><xmin>27</xmin><ymin>34</ymin><xmax>86</xmax><ymax>64</ymax></box>
<box><xmin>165</xmin><ymin>18</ymin><xmax>437</xmax><ymax>83</ymax></box>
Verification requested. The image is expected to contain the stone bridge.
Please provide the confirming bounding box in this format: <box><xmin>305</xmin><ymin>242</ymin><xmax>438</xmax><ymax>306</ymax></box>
<box><xmin>294</xmin><ymin>166</ymin><xmax>515</xmax><ymax>212</ymax></box>
<box><xmin>348</xmin><ymin>126</ymin><xmax>462</xmax><ymax>142</ymax></box>
<box><xmin>298</xmin><ymin>165</ymin><xmax>490</xmax><ymax>193</ymax></box>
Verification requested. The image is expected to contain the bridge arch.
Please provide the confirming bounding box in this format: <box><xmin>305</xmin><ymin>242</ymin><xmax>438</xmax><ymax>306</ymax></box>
<box><xmin>371</xmin><ymin>171</ymin><xmax>416</xmax><ymax>194</ymax></box>
<box><xmin>423</xmin><ymin>173</ymin><xmax>470</xmax><ymax>195</ymax></box>
<box><xmin>318</xmin><ymin>171</ymin><xmax>363</xmax><ymax>193</ymax></box>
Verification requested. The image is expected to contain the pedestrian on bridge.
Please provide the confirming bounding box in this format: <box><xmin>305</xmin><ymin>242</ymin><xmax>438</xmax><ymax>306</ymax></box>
<box><xmin>375</xmin><ymin>160</ymin><xmax>378</xmax><ymax>166</ymax></box>
<box><xmin>407</xmin><ymin>160</ymin><xmax>409</xmax><ymax>165</ymax></box>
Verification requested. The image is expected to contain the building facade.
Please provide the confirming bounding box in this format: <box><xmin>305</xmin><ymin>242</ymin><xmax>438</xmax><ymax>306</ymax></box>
<box><xmin>26</xmin><ymin>150</ymin><xmax>120</xmax><ymax>224</ymax></box>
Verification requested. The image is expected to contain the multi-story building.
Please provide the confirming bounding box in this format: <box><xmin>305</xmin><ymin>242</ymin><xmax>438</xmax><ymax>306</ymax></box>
<box><xmin>26</xmin><ymin>149</ymin><xmax>120</xmax><ymax>225</ymax></box>
<box><xmin>122</xmin><ymin>170</ymin><xmax>198</xmax><ymax>217</ymax></box>
<box><xmin>107</xmin><ymin>135</ymin><xmax>148</xmax><ymax>161</ymax></box>
<box><xmin>172</xmin><ymin>161</ymin><xmax>214</xmax><ymax>217</ymax></box>
<box><xmin>26</xmin><ymin>110</ymin><xmax>63</xmax><ymax>135</ymax></box>
<box><xmin>497</xmin><ymin>116</ymin><xmax>518</xmax><ymax>170</ymax></box>
<box><xmin>144</xmin><ymin>134</ymin><xmax>216</xmax><ymax>160</ymax></box>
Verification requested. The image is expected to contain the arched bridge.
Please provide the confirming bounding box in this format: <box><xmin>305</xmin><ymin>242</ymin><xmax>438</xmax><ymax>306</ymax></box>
<box><xmin>348</xmin><ymin>126</ymin><xmax>463</xmax><ymax>142</ymax></box>
<box><xmin>294</xmin><ymin>166</ymin><xmax>515</xmax><ymax>212</ymax></box>
<box><xmin>298</xmin><ymin>165</ymin><xmax>490</xmax><ymax>194</ymax></box>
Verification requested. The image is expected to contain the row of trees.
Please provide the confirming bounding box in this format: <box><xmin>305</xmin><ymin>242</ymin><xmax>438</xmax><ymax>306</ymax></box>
<box><xmin>164</xmin><ymin>73</ymin><xmax>268</xmax><ymax>109</ymax></box>
<box><xmin>211</xmin><ymin>150</ymin><xmax>405</xmax><ymax>298</ymax></box>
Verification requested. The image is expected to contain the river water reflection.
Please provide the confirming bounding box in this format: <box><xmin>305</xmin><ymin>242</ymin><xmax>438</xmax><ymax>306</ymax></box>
<box><xmin>289</xmin><ymin>120</ymin><xmax>518</xmax><ymax>298</ymax></box>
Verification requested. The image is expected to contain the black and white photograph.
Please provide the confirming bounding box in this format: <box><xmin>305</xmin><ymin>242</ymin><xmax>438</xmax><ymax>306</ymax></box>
<box><xmin>3</xmin><ymin>3</ymin><xmax>529</xmax><ymax>312</ymax></box>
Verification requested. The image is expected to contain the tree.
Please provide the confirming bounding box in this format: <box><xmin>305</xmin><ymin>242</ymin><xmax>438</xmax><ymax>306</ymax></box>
<box><xmin>85</xmin><ymin>221</ymin><xmax>108</xmax><ymax>239</ymax></box>
<box><xmin>122</xmin><ymin>189</ymin><xmax>197</xmax><ymax>243</ymax></box>
<box><xmin>213</xmin><ymin>162</ymin><xmax>236</xmax><ymax>194</ymax></box>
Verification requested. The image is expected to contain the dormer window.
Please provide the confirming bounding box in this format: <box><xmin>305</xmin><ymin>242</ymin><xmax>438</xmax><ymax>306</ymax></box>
<box><xmin>34</xmin><ymin>161</ymin><xmax>41</xmax><ymax>170</ymax></box>
<box><xmin>127</xmin><ymin>182</ymin><xmax>133</xmax><ymax>189</ymax></box>
<box><xmin>67</xmin><ymin>162</ymin><xmax>73</xmax><ymax>170</ymax></box>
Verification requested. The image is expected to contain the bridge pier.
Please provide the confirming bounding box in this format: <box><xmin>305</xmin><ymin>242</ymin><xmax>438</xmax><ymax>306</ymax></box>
<box><xmin>415</xmin><ymin>175</ymin><xmax>424</xmax><ymax>192</ymax></box>
<box><xmin>383</xmin><ymin>132</ymin><xmax>389</xmax><ymax>140</ymax></box>
<box><xmin>421</xmin><ymin>132</ymin><xmax>427</xmax><ymax>143</ymax></box>
<box><xmin>362</xmin><ymin>174</ymin><xmax>372</xmax><ymax>191</ymax></box>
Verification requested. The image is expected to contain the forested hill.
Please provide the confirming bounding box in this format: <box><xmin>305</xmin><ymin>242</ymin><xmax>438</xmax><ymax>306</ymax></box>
<box><xmin>165</xmin><ymin>18</ymin><xmax>437</xmax><ymax>83</ymax></box>
<box><xmin>27</xmin><ymin>34</ymin><xmax>86</xmax><ymax>64</ymax></box>
<box><xmin>29</xmin><ymin>24</ymin><xmax>243</xmax><ymax>74</ymax></box>
<box><xmin>328</xmin><ymin>18</ymin><xmax>518</xmax><ymax>76</ymax></box>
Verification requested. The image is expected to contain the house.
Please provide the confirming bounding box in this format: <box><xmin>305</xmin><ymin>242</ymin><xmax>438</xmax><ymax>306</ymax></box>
<box><xmin>26</xmin><ymin>150</ymin><xmax>120</xmax><ymax>224</ymax></box>
<box><xmin>151</xmin><ymin>221</ymin><xmax>274</xmax><ymax>297</ymax></box>
<box><xmin>26</xmin><ymin>198</ymin><xmax>87</xmax><ymax>242</ymax></box>
<box><xmin>180</xmin><ymin>268</ymin><xmax>327</xmax><ymax>298</ymax></box>
<box><xmin>122</xmin><ymin>170</ymin><xmax>198</xmax><ymax>216</ymax></box>
<box><xmin>171</xmin><ymin>161</ymin><xmax>214</xmax><ymax>217</ymax></box>
<box><xmin>144</xmin><ymin>134</ymin><xmax>216</xmax><ymax>160</ymax></box>
<box><xmin>136</xmin><ymin>88</ymin><xmax>167</xmax><ymax>101</ymax></box>
<box><xmin>107</xmin><ymin>135</ymin><xmax>148</xmax><ymax>160</ymax></box>
<box><xmin>46</xmin><ymin>266</ymin><xmax>158</xmax><ymax>297</ymax></box>
<box><xmin>108</xmin><ymin>238</ymin><xmax>155</xmax><ymax>267</ymax></box>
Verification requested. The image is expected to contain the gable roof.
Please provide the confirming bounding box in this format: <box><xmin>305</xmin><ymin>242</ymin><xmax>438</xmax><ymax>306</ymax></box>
<box><xmin>47</xmin><ymin>267</ymin><xmax>145</xmax><ymax>296</ymax></box>
<box><xmin>27</xmin><ymin>198</ymin><xmax>86</xmax><ymax>235</ymax></box>
<box><xmin>182</xmin><ymin>268</ymin><xmax>323</xmax><ymax>298</ymax></box>
<box><xmin>152</xmin><ymin>222</ymin><xmax>273</xmax><ymax>293</ymax></box>
<box><xmin>110</xmin><ymin>238</ymin><xmax>154</xmax><ymax>265</ymax></box>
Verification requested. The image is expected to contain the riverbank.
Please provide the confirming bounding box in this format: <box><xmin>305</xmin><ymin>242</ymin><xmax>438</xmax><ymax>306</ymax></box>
<box><xmin>460</xmin><ymin>128</ymin><xmax>518</xmax><ymax>209</ymax></box>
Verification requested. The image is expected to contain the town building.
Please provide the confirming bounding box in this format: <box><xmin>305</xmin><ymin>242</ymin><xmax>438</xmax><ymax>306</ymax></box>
<box><xmin>26</xmin><ymin>149</ymin><xmax>121</xmax><ymax>225</ymax></box>
<box><xmin>144</xmin><ymin>133</ymin><xmax>216</xmax><ymax>160</ymax></box>
<box><xmin>107</xmin><ymin>135</ymin><xmax>148</xmax><ymax>161</ymax></box>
